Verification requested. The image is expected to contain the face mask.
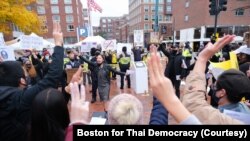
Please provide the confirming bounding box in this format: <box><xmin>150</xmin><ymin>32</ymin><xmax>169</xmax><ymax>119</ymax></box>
<box><xmin>45</xmin><ymin>56</ymin><xmax>50</xmax><ymax>60</ymax></box>
<box><xmin>211</xmin><ymin>89</ymin><xmax>222</xmax><ymax>106</ymax></box>
<box><xmin>70</xmin><ymin>58</ymin><xmax>75</xmax><ymax>62</ymax></box>
<box><xmin>172</xmin><ymin>50</ymin><xmax>177</xmax><ymax>54</ymax></box>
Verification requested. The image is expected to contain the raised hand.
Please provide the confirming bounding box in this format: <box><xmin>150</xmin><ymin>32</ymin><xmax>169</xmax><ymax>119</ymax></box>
<box><xmin>53</xmin><ymin>21</ymin><xmax>63</xmax><ymax>46</ymax></box>
<box><xmin>147</xmin><ymin>46</ymin><xmax>176</xmax><ymax>105</ymax></box>
<box><xmin>198</xmin><ymin>35</ymin><xmax>235</xmax><ymax>61</ymax></box>
<box><xmin>65</xmin><ymin>66</ymin><xmax>83</xmax><ymax>93</ymax></box>
<box><xmin>69</xmin><ymin>82</ymin><xmax>89</xmax><ymax>125</ymax></box>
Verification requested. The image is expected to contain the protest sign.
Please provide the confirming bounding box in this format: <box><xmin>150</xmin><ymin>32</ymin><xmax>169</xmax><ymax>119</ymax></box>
<box><xmin>134</xmin><ymin>30</ymin><xmax>144</xmax><ymax>47</ymax></box>
<box><xmin>0</xmin><ymin>47</ymin><xmax>16</xmax><ymax>61</ymax></box>
<box><xmin>81</xmin><ymin>42</ymin><xmax>97</xmax><ymax>52</ymax></box>
<box><xmin>102</xmin><ymin>40</ymin><xmax>116</xmax><ymax>51</ymax></box>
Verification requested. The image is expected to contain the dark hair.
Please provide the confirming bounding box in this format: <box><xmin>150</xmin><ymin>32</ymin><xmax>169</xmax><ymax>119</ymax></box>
<box><xmin>0</xmin><ymin>61</ymin><xmax>24</xmax><ymax>87</ymax></box>
<box><xmin>90</xmin><ymin>48</ymin><xmax>96</xmax><ymax>56</ymax></box>
<box><xmin>216</xmin><ymin>69</ymin><xmax>250</xmax><ymax>104</ymax></box>
<box><xmin>122</xmin><ymin>46</ymin><xmax>127</xmax><ymax>53</ymax></box>
<box><xmin>30</xmin><ymin>88</ymin><xmax>70</xmax><ymax>141</ymax></box>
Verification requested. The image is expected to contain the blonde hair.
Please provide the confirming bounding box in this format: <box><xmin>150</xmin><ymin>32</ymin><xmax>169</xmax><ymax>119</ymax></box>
<box><xmin>108</xmin><ymin>94</ymin><xmax>143</xmax><ymax>125</ymax></box>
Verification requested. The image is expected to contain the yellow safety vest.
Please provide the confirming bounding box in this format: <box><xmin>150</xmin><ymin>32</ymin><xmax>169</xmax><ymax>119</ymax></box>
<box><xmin>112</xmin><ymin>54</ymin><xmax>117</xmax><ymax>64</ymax></box>
<box><xmin>182</xmin><ymin>49</ymin><xmax>192</xmax><ymax>58</ymax></box>
<box><xmin>119</xmin><ymin>56</ymin><xmax>130</xmax><ymax>65</ymax></box>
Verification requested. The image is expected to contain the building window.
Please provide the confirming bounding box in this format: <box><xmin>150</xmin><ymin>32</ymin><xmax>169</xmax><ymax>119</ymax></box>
<box><xmin>108</xmin><ymin>19</ymin><xmax>112</xmax><ymax>23</ymax></box>
<box><xmin>152</xmin><ymin>15</ymin><xmax>155</xmax><ymax>21</ymax></box>
<box><xmin>185</xmin><ymin>1</ymin><xmax>189</xmax><ymax>8</ymax></box>
<box><xmin>50</xmin><ymin>0</ymin><xmax>58</xmax><ymax>4</ymax></box>
<box><xmin>166</xmin><ymin>6</ymin><xmax>172</xmax><ymax>12</ymax></box>
<box><xmin>64</xmin><ymin>0</ymin><xmax>72</xmax><ymax>4</ymax></box>
<box><xmin>67</xmin><ymin>25</ymin><xmax>75</xmax><ymax>32</ymax></box>
<box><xmin>159</xmin><ymin>15</ymin><xmax>163</xmax><ymax>21</ymax></box>
<box><xmin>65</xmin><ymin>6</ymin><xmax>73</xmax><ymax>14</ymax></box>
<box><xmin>52</xmin><ymin>15</ymin><xmax>60</xmax><ymax>22</ymax></box>
<box><xmin>144</xmin><ymin>24</ymin><xmax>149</xmax><ymax>30</ymax></box>
<box><xmin>184</xmin><ymin>15</ymin><xmax>189</xmax><ymax>21</ymax></box>
<box><xmin>102</xmin><ymin>19</ymin><xmax>106</xmax><ymax>23</ymax></box>
<box><xmin>159</xmin><ymin>6</ymin><xmax>163</xmax><ymax>12</ymax></box>
<box><xmin>176</xmin><ymin>31</ymin><xmax>180</xmax><ymax>40</ymax></box>
<box><xmin>144</xmin><ymin>15</ymin><xmax>149</xmax><ymax>21</ymax></box>
<box><xmin>66</xmin><ymin>15</ymin><xmax>74</xmax><ymax>23</ymax></box>
<box><xmin>167</xmin><ymin>0</ymin><xmax>172</xmax><ymax>3</ymax></box>
<box><xmin>144</xmin><ymin>5</ymin><xmax>149</xmax><ymax>12</ymax></box>
<box><xmin>37</xmin><ymin>0</ymin><xmax>44</xmax><ymax>4</ymax></box>
<box><xmin>37</xmin><ymin>6</ymin><xmax>45</xmax><ymax>14</ymax></box>
<box><xmin>166</xmin><ymin>15</ymin><xmax>171</xmax><ymax>21</ymax></box>
<box><xmin>83</xmin><ymin>9</ymin><xmax>88</xmax><ymax>17</ymax></box>
<box><xmin>144</xmin><ymin>0</ymin><xmax>149</xmax><ymax>3</ymax></box>
<box><xmin>151</xmin><ymin>6</ymin><xmax>155</xmax><ymax>12</ymax></box>
<box><xmin>235</xmin><ymin>8</ymin><xmax>244</xmax><ymax>16</ymax></box>
<box><xmin>51</xmin><ymin>6</ymin><xmax>59</xmax><ymax>14</ymax></box>
<box><xmin>159</xmin><ymin>0</ymin><xmax>164</xmax><ymax>4</ymax></box>
<box><xmin>102</xmin><ymin>25</ymin><xmax>107</xmax><ymax>28</ymax></box>
<box><xmin>194</xmin><ymin>28</ymin><xmax>201</xmax><ymax>39</ymax></box>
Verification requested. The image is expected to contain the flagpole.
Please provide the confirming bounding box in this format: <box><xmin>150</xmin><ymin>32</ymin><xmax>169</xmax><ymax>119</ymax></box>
<box><xmin>87</xmin><ymin>7</ymin><xmax>92</xmax><ymax>36</ymax></box>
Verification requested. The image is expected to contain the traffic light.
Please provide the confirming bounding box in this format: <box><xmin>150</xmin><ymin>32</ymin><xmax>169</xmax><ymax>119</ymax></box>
<box><xmin>209</xmin><ymin>0</ymin><xmax>217</xmax><ymax>15</ymax></box>
<box><xmin>219</xmin><ymin>0</ymin><xmax>227</xmax><ymax>11</ymax></box>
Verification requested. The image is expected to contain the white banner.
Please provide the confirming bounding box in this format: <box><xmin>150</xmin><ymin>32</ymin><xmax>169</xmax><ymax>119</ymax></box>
<box><xmin>0</xmin><ymin>33</ymin><xmax>5</xmax><ymax>46</ymax></box>
<box><xmin>20</xmin><ymin>35</ymin><xmax>43</xmax><ymax>49</ymax></box>
<box><xmin>0</xmin><ymin>46</ymin><xmax>16</xmax><ymax>61</ymax></box>
<box><xmin>134</xmin><ymin>30</ymin><xmax>144</xmax><ymax>47</ymax></box>
<box><xmin>81</xmin><ymin>42</ymin><xmax>97</xmax><ymax>52</ymax></box>
<box><xmin>102</xmin><ymin>40</ymin><xmax>117</xmax><ymax>51</ymax></box>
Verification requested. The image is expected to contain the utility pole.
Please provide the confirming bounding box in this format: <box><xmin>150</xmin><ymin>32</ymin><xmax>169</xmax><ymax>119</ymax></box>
<box><xmin>209</xmin><ymin>0</ymin><xmax>227</xmax><ymax>43</ymax></box>
<box><xmin>154</xmin><ymin>0</ymin><xmax>159</xmax><ymax>32</ymax></box>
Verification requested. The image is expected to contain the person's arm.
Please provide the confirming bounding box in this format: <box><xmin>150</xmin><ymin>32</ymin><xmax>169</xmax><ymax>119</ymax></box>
<box><xmin>22</xmin><ymin>22</ymin><xmax>64</xmax><ymax>105</ymax></box>
<box><xmin>147</xmin><ymin>46</ymin><xmax>197</xmax><ymax>124</ymax></box>
<box><xmin>65</xmin><ymin>82</ymin><xmax>89</xmax><ymax>141</ymax></box>
<box><xmin>78</xmin><ymin>55</ymin><xmax>96</xmax><ymax>66</ymax></box>
<box><xmin>158</xmin><ymin>44</ymin><xmax>170</xmax><ymax>57</ymax></box>
<box><xmin>182</xmin><ymin>35</ymin><xmax>243</xmax><ymax>124</ymax></box>
<box><xmin>108</xmin><ymin>65</ymin><xmax>125</xmax><ymax>76</ymax></box>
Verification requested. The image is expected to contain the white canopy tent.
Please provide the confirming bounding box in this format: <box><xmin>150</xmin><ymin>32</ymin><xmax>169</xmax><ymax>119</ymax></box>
<box><xmin>74</xmin><ymin>35</ymin><xmax>105</xmax><ymax>46</ymax></box>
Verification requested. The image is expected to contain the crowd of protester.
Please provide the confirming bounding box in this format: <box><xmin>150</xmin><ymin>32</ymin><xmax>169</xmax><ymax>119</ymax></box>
<box><xmin>0</xmin><ymin>21</ymin><xmax>250</xmax><ymax>141</ymax></box>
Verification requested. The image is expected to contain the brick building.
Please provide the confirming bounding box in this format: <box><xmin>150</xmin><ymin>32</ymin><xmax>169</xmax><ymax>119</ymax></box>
<box><xmin>36</xmin><ymin>0</ymin><xmax>85</xmax><ymax>44</ymax></box>
<box><xmin>98</xmin><ymin>15</ymin><xmax>128</xmax><ymax>42</ymax></box>
<box><xmin>128</xmin><ymin>0</ymin><xmax>173</xmax><ymax>45</ymax></box>
<box><xmin>10</xmin><ymin>0</ymin><xmax>85</xmax><ymax>44</ymax></box>
<box><xmin>172</xmin><ymin>0</ymin><xmax>250</xmax><ymax>51</ymax></box>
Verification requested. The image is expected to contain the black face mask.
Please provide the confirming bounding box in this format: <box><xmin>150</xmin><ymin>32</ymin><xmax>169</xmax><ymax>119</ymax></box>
<box><xmin>70</xmin><ymin>58</ymin><xmax>75</xmax><ymax>62</ymax></box>
<box><xmin>172</xmin><ymin>50</ymin><xmax>177</xmax><ymax>54</ymax></box>
<box><xmin>212</xmin><ymin>91</ymin><xmax>220</xmax><ymax>104</ymax></box>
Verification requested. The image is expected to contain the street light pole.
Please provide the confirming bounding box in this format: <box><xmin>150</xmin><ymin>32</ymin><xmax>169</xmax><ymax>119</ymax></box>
<box><xmin>154</xmin><ymin>0</ymin><xmax>159</xmax><ymax>32</ymax></box>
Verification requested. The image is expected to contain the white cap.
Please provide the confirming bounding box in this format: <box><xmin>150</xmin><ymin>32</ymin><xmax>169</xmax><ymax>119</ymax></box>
<box><xmin>234</xmin><ymin>45</ymin><xmax>248</xmax><ymax>54</ymax></box>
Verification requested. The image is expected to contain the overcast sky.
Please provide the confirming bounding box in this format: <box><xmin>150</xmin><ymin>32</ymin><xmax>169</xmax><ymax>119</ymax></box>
<box><xmin>81</xmin><ymin>0</ymin><xmax>129</xmax><ymax>26</ymax></box>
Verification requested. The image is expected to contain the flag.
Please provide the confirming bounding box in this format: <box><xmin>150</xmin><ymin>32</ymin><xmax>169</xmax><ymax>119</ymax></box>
<box><xmin>87</xmin><ymin>0</ymin><xmax>103</xmax><ymax>13</ymax></box>
<box><xmin>209</xmin><ymin>52</ymin><xmax>239</xmax><ymax>79</ymax></box>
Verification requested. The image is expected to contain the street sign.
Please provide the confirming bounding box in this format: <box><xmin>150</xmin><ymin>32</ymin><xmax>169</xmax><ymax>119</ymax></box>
<box><xmin>79</xmin><ymin>27</ymin><xmax>88</xmax><ymax>37</ymax></box>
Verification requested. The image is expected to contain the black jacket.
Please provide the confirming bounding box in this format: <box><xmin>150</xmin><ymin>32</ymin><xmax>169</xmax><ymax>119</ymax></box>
<box><xmin>0</xmin><ymin>47</ymin><xmax>64</xmax><ymax>141</ymax></box>
<box><xmin>80</xmin><ymin>56</ymin><xmax>125</xmax><ymax>83</ymax></box>
<box><xmin>160</xmin><ymin>47</ymin><xmax>185</xmax><ymax>78</ymax></box>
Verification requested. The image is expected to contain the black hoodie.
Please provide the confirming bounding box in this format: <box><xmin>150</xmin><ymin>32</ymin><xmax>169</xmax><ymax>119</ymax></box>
<box><xmin>0</xmin><ymin>47</ymin><xmax>64</xmax><ymax>141</ymax></box>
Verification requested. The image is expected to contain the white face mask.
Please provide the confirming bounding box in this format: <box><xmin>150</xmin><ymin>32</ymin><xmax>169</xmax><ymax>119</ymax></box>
<box><xmin>45</xmin><ymin>56</ymin><xmax>50</xmax><ymax>60</ymax></box>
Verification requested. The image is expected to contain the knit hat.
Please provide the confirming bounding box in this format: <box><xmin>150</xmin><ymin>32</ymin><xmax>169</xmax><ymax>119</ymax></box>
<box><xmin>108</xmin><ymin>94</ymin><xmax>143</xmax><ymax>125</ymax></box>
<box><xmin>0</xmin><ymin>61</ymin><xmax>24</xmax><ymax>87</ymax></box>
<box><xmin>217</xmin><ymin>69</ymin><xmax>250</xmax><ymax>103</ymax></box>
